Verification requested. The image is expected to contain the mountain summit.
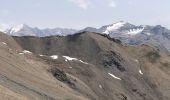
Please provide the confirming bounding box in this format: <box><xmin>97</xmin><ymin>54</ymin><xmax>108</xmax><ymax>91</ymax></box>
<box><xmin>81</xmin><ymin>21</ymin><xmax>170</xmax><ymax>54</ymax></box>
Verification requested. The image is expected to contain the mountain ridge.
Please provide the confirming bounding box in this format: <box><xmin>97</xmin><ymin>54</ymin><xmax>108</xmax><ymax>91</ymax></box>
<box><xmin>0</xmin><ymin>31</ymin><xmax>170</xmax><ymax>99</ymax></box>
<box><xmin>12</xmin><ymin>31</ymin><xmax>170</xmax><ymax>100</ymax></box>
<box><xmin>1</xmin><ymin>21</ymin><xmax>170</xmax><ymax>37</ymax></box>
<box><xmin>2</xmin><ymin>24</ymin><xmax>78</xmax><ymax>37</ymax></box>
<box><xmin>2</xmin><ymin>21</ymin><xmax>170</xmax><ymax>54</ymax></box>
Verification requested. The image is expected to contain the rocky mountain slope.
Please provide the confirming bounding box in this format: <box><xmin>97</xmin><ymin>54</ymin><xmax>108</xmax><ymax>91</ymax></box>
<box><xmin>7</xmin><ymin>31</ymin><xmax>170</xmax><ymax>100</ymax></box>
<box><xmin>81</xmin><ymin>21</ymin><xmax>170</xmax><ymax>54</ymax></box>
<box><xmin>0</xmin><ymin>32</ymin><xmax>89</xmax><ymax>100</ymax></box>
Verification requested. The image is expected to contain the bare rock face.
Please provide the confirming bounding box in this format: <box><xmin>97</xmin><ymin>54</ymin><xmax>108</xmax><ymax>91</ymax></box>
<box><xmin>0</xmin><ymin>32</ymin><xmax>170</xmax><ymax>100</ymax></box>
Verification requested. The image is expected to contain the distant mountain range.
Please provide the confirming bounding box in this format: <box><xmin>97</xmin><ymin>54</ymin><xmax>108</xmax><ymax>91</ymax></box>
<box><xmin>1</xmin><ymin>21</ymin><xmax>170</xmax><ymax>53</ymax></box>
<box><xmin>81</xmin><ymin>21</ymin><xmax>170</xmax><ymax>54</ymax></box>
<box><xmin>2</xmin><ymin>24</ymin><xmax>77</xmax><ymax>37</ymax></box>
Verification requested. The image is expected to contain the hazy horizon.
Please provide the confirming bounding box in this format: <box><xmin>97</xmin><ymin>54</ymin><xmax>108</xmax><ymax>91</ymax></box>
<box><xmin>0</xmin><ymin>0</ymin><xmax>170</xmax><ymax>29</ymax></box>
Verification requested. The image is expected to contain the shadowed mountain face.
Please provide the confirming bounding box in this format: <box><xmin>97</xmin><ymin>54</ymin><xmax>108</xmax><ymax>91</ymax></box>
<box><xmin>12</xmin><ymin>32</ymin><xmax>170</xmax><ymax>100</ymax></box>
<box><xmin>0</xmin><ymin>32</ymin><xmax>170</xmax><ymax>100</ymax></box>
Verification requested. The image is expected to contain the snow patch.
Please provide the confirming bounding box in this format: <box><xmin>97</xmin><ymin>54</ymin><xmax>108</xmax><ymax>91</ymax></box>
<box><xmin>65</xmin><ymin>59</ymin><xmax>68</xmax><ymax>62</ymax></box>
<box><xmin>50</xmin><ymin>55</ymin><xmax>58</xmax><ymax>60</ymax></box>
<box><xmin>63</xmin><ymin>56</ymin><xmax>77</xmax><ymax>61</ymax></box>
<box><xmin>103</xmin><ymin>21</ymin><xmax>126</xmax><ymax>34</ymax></box>
<box><xmin>99</xmin><ymin>84</ymin><xmax>102</xmax><ymax>89</ymax></box>
<box><xmin>23</xmin><ymin>50</ymin><xmax>32</xmax><ymax>54</ymax></box>
<box><xmin>126</xmin><ymin>28</ymin><xmax>144</xmax><ymax>35</ymax></box>
<box><xmin>79</xmin><ymin>60</ymin><xmax>89</xmax><ymax>64</ymax></box>
<box><xmin>63</xmin><ymin>56</ymin><xmax>88</xmax><ymax>64</ymax></box>
<box><xmin>108</xmin><ymin>73</ymin><xmax>121</xmax><ymax>80</ymax></box>
<box><xmin>39</xmin><ymin>54</ymin><xmax>45</xmax><ymax>57</ymax></box>
<box><xmin>19</xmin><ymin>50</ymin><xmax>32</xmax><ymax>55</ymax></box>
<box><xmin>1</xmin><ymin>42</ymin><xmax>7</xmax><ymax>45</ymax></box>
<box><xmin>19</xmin><ymin>53</ymin><xmax>24</xmax><ymax>55</ymax></box>
<box><xmin>139</xmin><ymin>69</ymin><xmax>143</xmax><ymax>75</ymax></box>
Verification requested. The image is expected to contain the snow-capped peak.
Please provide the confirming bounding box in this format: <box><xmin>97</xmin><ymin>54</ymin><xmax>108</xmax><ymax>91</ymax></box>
<box><xmin>3</xmin><ymin>24</ymin><xmax>78</xmax><ymax>37</ymax></box>
<box><xmin>9</xmin><ymin>24</ymin><xmax>25</xmax><ymax>34</ymax></box>
<box><xmin>103</xmin><ymin>21</ymin><xmax>126</xmax><ymax>34</ymax></box>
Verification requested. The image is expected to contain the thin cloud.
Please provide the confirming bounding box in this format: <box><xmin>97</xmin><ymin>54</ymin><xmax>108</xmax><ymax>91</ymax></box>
<box><xmin>108</xmin><ymin>0</ymin><xmax>117</xmax><ymax>8</ymax></box>
<box><xmin>69</xmin><ymin>0</ymin><xmax>91</xmax><ymax>9</ymax></box>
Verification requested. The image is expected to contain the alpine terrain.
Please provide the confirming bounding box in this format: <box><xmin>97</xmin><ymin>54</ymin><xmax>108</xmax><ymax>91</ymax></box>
<box><xmin>81</xmin><ymin>21</ymin><xmax>170</xmax><ymax>54</ymax></box>
<box><xmin>0</xmin><ymin>29</ymin><xmax>170</xmax><ymax>100</ymax></box>
<box><xmin>3</xmin><ymin>21</ymin><xmax>170</xmax><ymax>54</ymax></box>
<box><xmin>4</xmin><ymin>24</ymin><xmax>77</xmax><ymax>37</ymax></box>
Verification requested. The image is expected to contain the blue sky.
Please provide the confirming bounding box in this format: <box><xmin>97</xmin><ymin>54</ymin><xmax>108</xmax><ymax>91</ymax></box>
<box><xmin>0</xmin><ymin>0</ymin><xmax>170</xmax><ymax>29</ymax></box>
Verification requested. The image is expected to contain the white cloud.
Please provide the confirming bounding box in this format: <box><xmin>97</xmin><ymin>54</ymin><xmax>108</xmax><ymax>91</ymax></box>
<box><xmin>69</xmin><ymin>0</ymin><xmax>91</xmax><ymax>9</ymax></box>
<box><xmin>108</xmin><ymin>0</ymin><xmax>117</xmax><ymax>8</ymax></box>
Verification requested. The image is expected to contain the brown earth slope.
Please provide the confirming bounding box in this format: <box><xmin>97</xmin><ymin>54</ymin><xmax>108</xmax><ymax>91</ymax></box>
<box><xmin>0</xmin><ymin>32</ymin><xmax>90</xmax><ymax>100</ymax></box>
<box><xmin>0</xmin><ymin>32</ymin><xmax>170</xmax><ymax>100</ymax></box>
